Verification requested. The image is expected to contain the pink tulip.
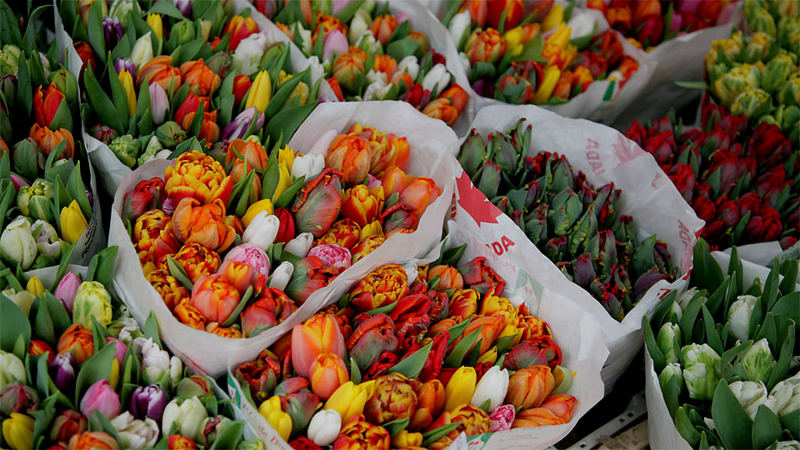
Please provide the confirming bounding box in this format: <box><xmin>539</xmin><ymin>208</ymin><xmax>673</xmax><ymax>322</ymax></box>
<box><xmin>222</xmin><ymin>243</ymin><xmax>270</xmax><ymax>276</ymax></box>
<box><xmin>323</xmin><ymin>30</ymin><xmax>349</xmax><ymax>62</ymax></box>
<box><xmin>54</xmin><ymin>272</ymin><xmax>81</xmax><ymax>313</ymax></box>
<box><xmin>307</xmin><ymin>244</ymin><xmax>352</xmax><ymax>270</ymax></box>
<box><xmin>80</xmin><ymin>380</ymin><xmax>120</xmax><ymax>420</ymax></box>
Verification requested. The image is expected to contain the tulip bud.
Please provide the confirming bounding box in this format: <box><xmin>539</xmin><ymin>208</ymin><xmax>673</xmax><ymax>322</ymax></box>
<box><xmin>291</xmin><ymin>153</ymin><xmax>325</xmax><ymax>181</ymax></box>
<box><xmin>242</xmin><ymin>212</ymin><xmax>280</xmax><ymax>252</ymax></box>
<box><xmin>80</xmin><ymin>379</ymin><xmax>120</xmax><ymax>421</ymax></box>
<box><xmin>445</xmin><ymin>366</ymin><xmax>477</xmax><ymax>412</ymax></box>
<box><xmin>222</xmin><ymin>107</ymin><xmax>265</xmax><ymax>142</ymax></box>
<box><xmin>147</xmin><ymin>82</ymin><xmax>169</xmax><ymax>126</ymax></box>
<box><xmin>233</xmin><ymin>33</ymin><xmax>269</xmax><ymax>76</ymax></box>
<box><xmin>162</xmin><ymin>397</ymin><xmax>208</xmax><ymax>442</ymax></box>
<box><xmin>109</xmin><ymin>411</ymin><xmax>159</xmax><ymax>449</ymax></box>
<box><xmin>657</xmin><ymin>323</ymin><xmax>682</xmax><ymax>365</ymax></box>
<box><xmin>727</xmin><ymin>295</ymin><xmax>757</xmax><ymax>341</ymax></box>
<box><xmin>54</xmin><ymin>272</ymin><xmax>82</xmax><ymax>313</ymax></box>
<box><xmin>130</xmin><ymin>385</ymin><xmax>168</xmax><ymax>422</ymax></box>
<box><xmin>729</xmin><ymin>380</ymin><xmax>768</xmax><ymax>419</ymax></box>
<box><xmin>31</xmin><ymin>219</ymin><xmax>62</xmax><ymax>259</ymax></box>
<box><xmin>765</xmin><ymin>372</ymin><xmax>800</xmax><ymax>417</ymax></box>
<box><xmin>422</xmin><ymin>64</ymin><xmax>451</xmax><ymax>98</ymax></box>
<box><xmin>50</xmin><ymin>410</ymin><xmax>87</xmax><ymax>443</ymax></box>
<box><xmin>131</xmin><ymin>32</ymin><xmax>154</xmax><ymax>71</ymax></box>
<box><xmin>2</xmin><ymin>412</ymin><xmax>34</xmax><ymax>450</ymax></box>
<box><xmin>0</xmin><ymin>44</ymin><xmax>21</xmax><ymax>77</ymax></box>
<box><xmin>0</xmin><ymin>217</ymin><xmax>37</xmax><ymax>270</ymax></box>
<box><xmin>308</xmin><ymin>409</ymin><xmax>340</xmax><ymax>446</ymax></box>
<box><xmin>265</xmin><ymin>261</ymin><xmax>293</xmax><ymax>291</ymax></box>
<box><xmin>285</xmin><ymin>232</ymin><xmax>314</xmax><ymax>257</ymax></box>
<box><xmin>0</xmin><ymin>384</ymin><xmax>38</xmax><ymax>416</ymax></box>
<box><xmin>731</xmin><ymin>88</ymin><xmax>773</xmax><ymax>118</ymax></box>
<box><xmin>72</xmin><ymin>281</ymin><xmax>113</xmax><ymax>329</ymax></box>
<box><xmin>741</xmin><ymin>338</ymin><xmax>776</xmax><ymax>383</ymax></box>
<box><xmin>49</xmin><ymin>352</ymin><xmax>77</xmax><ymax>392</ymax></box>
<box><xmin>681</xmin><ymin>343</ymin><xmax>721</xmax><ymax>400</ymax></box>
<box><xmin>156</xmin><ymin>121</ymin><xmax>186</xmax><ymax>147</ymax></box>
<box><xmin>258</xmin><ymin>396</ymin><xmax>292</xmax><ymax>442</ymax></box>
<box><xmin>1</xmin><ymin>289</ymin><xmax>34</xmax><ymax>317</ymax></box>
<box><xmin>245</xmin><ymin>70</ymin><xmax>271</xmax><ymax>114</ymax></box>
<box><xmin>471</xmin><ymin>366</ymin><xmax>509</xmax><ymax>412</ymax></box>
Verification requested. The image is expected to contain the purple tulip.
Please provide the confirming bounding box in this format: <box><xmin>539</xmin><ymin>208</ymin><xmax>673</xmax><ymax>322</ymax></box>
<box><xmin>173</xmin><ymin>0</ymin><xmax>192</xmax><ymax>17</ymax></box>
<box><xmin>130</xmin><ymin>384</ymin><xmax>168</xmax><ymax>422</ymax></box>
<box><xmin>221</xmin><ymin>107</ymin><xmax>264</xmax><ymax>141</ymax></box>
<box><xmin>49</xmin><ymin>353</ymin><xmax>77</xmax><ymax>392</ymax></box>
<box><xmin>149</xmin><ymin>82</ymin><xmax>169</xmax><ymax>125</ymax></box>
<box><xmin>323</xmin><ymin>30</ymin><xmax>348</xmax><ymax>62</ymax></box>
<box><xmin>114</xmin><ymin>58</ymin><xmax>136</xmax><ymax>76</ymax></box>
<box><xmin>102</xmin><ymin>16</ymin><xmax>124</xmax><ymax>46</ymax></box>
<box><xmin>80</xmin><ymin>379</ymin><xmax>120</xmax><ymax>420</ymax></box>
<box><xmin>54</xmin><ymin>272</ymin><xmax>81</xmax><ymax>313</ymax></box>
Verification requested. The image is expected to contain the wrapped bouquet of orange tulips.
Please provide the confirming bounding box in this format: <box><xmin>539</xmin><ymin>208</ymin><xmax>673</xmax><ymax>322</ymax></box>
<box><xmin>228</xmin><ymin>236</ymin><xmax>607</xmax><ymax>449</ymax></box>
<box><xmin>108</xmin><ymin>102</ymin><xmax>460</xmax><ymax>376</ymax></box>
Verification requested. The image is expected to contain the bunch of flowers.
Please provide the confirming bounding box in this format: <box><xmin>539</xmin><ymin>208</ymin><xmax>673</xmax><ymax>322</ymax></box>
<box><xmin>458</xmin><ymin>118</ymin><xmax>677</xmax><ymax>320</ymax></box>
<box><xmin>0</xmin><ymin>247</ymin><xmax>261</xmax><ymax>450</ymax></box>
<box><xmin>644</xmin><ymin>240</ymin><xmax>800</xmax><ymax>449</ymax></box>
<box><xmin>704</xmin><ymin>0</ymin><xmax>800</xmax><ymax>144</ymax></box>
<box><xmin>626</xmin><ymin>97</ymin><xmax>799</xmax><ymax>250</ymax></box>
<box><xmin>234</xmin><ymin>247</ymin><xmax>578</xmax><ymax>449</ymax></box>
<box><xmin>60</xmin><ymin>0</ymin><xmax>321</xmax><ymax>169</ymax></box>
<box><xmin>257</xmin><ymin>0</ymin><xmax>470</xmax><ymax>126</ymax></box>
<box><xmin>0</xmin><ymin>41</ymin><xmax>93</xmax><ymax>271</ymax></box>
<box><xmin>587</xmin><ymin>0</ymin><xmax>734</xmax><ymax>49</ymax></box>
<box><xmin>444</xmin><ymin>0</ymin><xmax>639</xmax><ymax>105</ymax></box>
<box><xmin>122</xmin><ymin>124</ymin><xmax>440</xmax><ymax>339</ymax></box>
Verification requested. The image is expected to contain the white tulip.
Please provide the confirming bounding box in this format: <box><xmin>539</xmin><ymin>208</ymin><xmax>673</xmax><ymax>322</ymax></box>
<box><xmin>284</xmin><ymin>232</ymin><xmax>314</xmax><ymax>258</ymax></box>
<box><xmin>449</xmin><ymin>11</ymin><xmax>471</xmax><ymax>48</ymax></box>
<box><xmin>131</xmin><ymin>32</ymin><xmax>154</xmax><ymax>71</ymax></box>
<box><xmin>0</xmin><ymin>216</ymin><xmax>37</xmax><ymax>270</ymax></box>
<box><xmin>394</xmin><ymin>55</ymin><xmax>419</xmax><ymax>82</ymax></box>
<box><xmin>766</xmin><ymin>371</ymin><xmax>800</xmax><ymax>416</ymax></box>
<box><xmin>2</xmin><ymin>289</ymin><xmax>34</xmax><ymax>317</ymax></box>
<box><xmin>366</xmin><ymin>68</ymin><xmax>388</xmax><ymax>85</ymax></box>
<box><xmin>291</xmin><ymin>153</ymin><xmax>325</xmax><ymax>180</ymax></box>
<box><xmin>233</xmin><ymin>33</ymin><xmax>269</xmax><ymax>76</ymax></box>
<box><xmin>242</xmin><ymin>212</ymin><xmax>280</xmax><ymax>251</ymax></box>
<box><xmin>471</xmin><ymin>366</ymin><xmax>509</xmax><ymax>412</ymax></box>
<box><xmin>293</xmin><ymin>23</ymin><xmax>313</xmax><ymax>54</ymax></box>
<box><xmin>363</xmin><ymin>79</ymin><xmax>391</xmax><ymax>101</ymax></box>
<box><xmin>422</xmin><ymin>64</ymin><xmax>451</xmax><ymax>98</ymax></box>
<box><xmin>307</xmin><ymin>409</ymin><xmax>341</xmax><ymax>446</ymax></box>
<box><xmin>566</xmin><ymin>11</ymin><xmax>596</xmax><ymax>40</ymax></box>
<box><xmin>0</xmin><ymin>350</ymin><xmax>26</xmax><ymax>392</ymax></box>
<box><xmin>111</xmin><ymin>412</ymin><xmax>159</xmax><ymax>449</ymax></box>
<box><xmin>728</xmin><ymin>380</ymin><xmax>768</xmax><ymax>419</ymax></box>
<box><xmin>348</xmin><ymin>9</ymin><xmax>371</xmax><ymax>43</ymax></box>
<box><xmin>727</xmin><ymin>295</ymin><xmax>757</xmax><ymax>341</ymax></box>
<box><xmin>269</xmin><ymin>261</ymin><xmax>294</xmax><ymax>291</ymax></box>
<box><xmin>161</xmin><ymin>397</ymin><xmax>208</xmax><ymax>441</ymax></box>
<box><xmin>134</xmin><ymin>337</ymin><xmax>170</xmax><ymax>386</ymax></box>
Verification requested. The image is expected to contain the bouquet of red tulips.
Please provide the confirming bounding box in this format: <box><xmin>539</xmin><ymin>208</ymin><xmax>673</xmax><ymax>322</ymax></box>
<box><xmin>256</xmin><ymin>0</ymin><xmax>472</xmax><ymax>127</ymax></box>
<box><xmin>109</xmin><ymin>102</ymin><xmax>460</xmax><ymax>376</ymax></box>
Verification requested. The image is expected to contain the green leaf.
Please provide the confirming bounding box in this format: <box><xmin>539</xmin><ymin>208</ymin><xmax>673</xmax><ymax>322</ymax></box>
<box><xmin>779</xmin><ymin>259</ymin><xmax>798</xmax><ymax>295</ymax></box>
<box><xmin>15</xmin><ymin>55</ymin><xmax>32</xmax><ymax>116</ymax></box>
<box><xmin>0</xmin><ymin>294</ymin><xmax>31</xmax><ymax>359</ymax></box>
<box><xmin>334</xmin><ymin>0</ymin><xmax>364</xmax><ymax>23</ymax></box>
<box><xmin>662</xmin><ymin>368</ymin><xmax>682</xmax><ymax>417</ymax></box>
<box><xmin>711</xmin><ymin>380</ymin><xmax>753</xmax><ymax>449</ymax></box>
<box><xmin>143</xmin><ymin>311</ymin><xmax>162</xmax><ymax>348</ymax></box>
<box><xmin>728</xmin><ymin>247</ymin><xmax>743</xmax><ymax>296</ymax></box>
<box><xmin>444</xmin><ymin>326</ymin><xmax>482</xmax><ymax>367</ymax></box>
<box><xmin>221</xmin><ymin>285</ymin><xmax>253</xmax><ymax>328</ymax></box>
<box><xmin>765</xmin><ymin>324</ymin><xmax>794</xmax><ymax>391</ymax></box>
<box><xmin>674</xmin><ymin>406</ymin><xmax>701</xmax><ymax>446</ymax></box>
<box><xmin>770</xmin><ymin>292</ymin><xmax>800</xmax><ymax>323</ymax></box>
<box><xmin>166</xmin><ymin>255</ymin><xmax>194</xmax><ymax>290</ymax></box>
<box><xmin>86</xmin><ymin>247</ymin><xmax>118</xmax><ymax>286</ymax></box>
<box><xmin>87</xmin><ymin>0</ymin><xmax>106</xmax><ymax>63</ymax></box>
<box><xmin>365</xmin><ymin>301</ymin><xmax>397</xmax><ymax>316</ymax></box>
<box><xmin>88</xmin><ymin>410</ymin><xmax>122</xmax><ymax>443</ymax></box>
<box><xmin>679</xmin><ymin>293</ymin><xmax>705</xmax><ymax>344</ymax></box>
<box><xmin>51</xmin><ymin>243</ymin><xmax>75</xmax><ymax>291</ymax></box>
<box><xmin>386</xmin><ymin>38</ymin><xmax>419</xmax><ymax>61</ymax></box>
<box><xmin>148</xmin><ymin>1</ymin><xmax>185</xmax><ymax>20</ymax></box>
<box><xmin>66</xmin><ymin>163</ymin><xmax>92</xmax><ymax>219</ymax></box>
<box><xmin>74</xmin><ymin>343</ymin><xmax>117</xmax><ymax>404</ymax></box>
<box><xmin>274</xmin><ymin>175</ymin><xmax>305</xmax><ymax>209</ymax></box>
<box><xmin>444</xmin><ymin>317</ymin><xmax>472</xmax><ymax>347</ymax></box>
<box><xmin>33</xmin><ymin>298</ymin><xmax>56</xmax><ymax>343</ymax></box>
<box><xmin>83</xmin><ymin>68</ymin><xmax>126</xmax><ymax>133</ymax></box>
<box><xmin>350</xmin><ymin>356</ymin><xmax>361</xmax><ymax>385</ymax></box>
<box><xmin>383</xmin><ymin>417</ymin><xmax>410</xmax><ymax>437</ymax></box>
<box><xmin>389</xmin><ymin>341</ymin><xmax>432</xmax><ymax>379</ymax></box>
<box><xmin>209</xmin><ymin>420</ymin><xmax>245</xmax><ymax>450</ymax></box>
<box><xmin>780</xmin><ymin>408</ymin><xmax>800</xmax><ymax>438</ymax></box>
<box><xmin>422</xmin><ymin>422</ymin><xmax>461</xmax><ymax>448</ymax></box>
<box><xmin>702</xmin><ymin>305</ymin><xmax>723</xmax><ymax>355</ymax></box>
<box><xmin>265</xmin><ymin>103</ymin><xmax>316</xmax><ymax>145</ymax></box>
<box><xmin>643</xmin><ymin>315</ymin><xmax>666</xmax><ymax>373</ymax></box>
<box><xmin>675</xmin><ymin>81</ymin><xmax>709</xmax><ymax>90</ymax></box>
<box><xmin>263</xmin><ymin>68</ymin><xmax>307</xmax><ymax>119</ymax></box>
<box><xmin>752</xmin><ymin>405</ymin><xmax>781</xmax><ymax>449</ymax></box>
<box><xmin>691</xmin><ymin>239</ymin><xmax>724</xmax><ymax>292</ymax></box>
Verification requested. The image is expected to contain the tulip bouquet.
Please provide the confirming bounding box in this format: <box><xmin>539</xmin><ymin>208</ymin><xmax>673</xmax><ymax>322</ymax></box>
<box><xmin>0</xmin><ymin>248</ymin><xmax>261</xmax><ymax>450</ymax></box>
<box><xmin>57</xmin><ymin>0</ymin><xmax>327</xmax><ymax>192</ymax></box>
<box><xmin>441</xmin><ymin>0</ymin><xmax>644</xmax><ymax>113</ymax></box>
<box><xmin>458</xmin><ymin>118</ymin><xmax>678</xmax><ymax>320</ymax></box>
<box><xmin>586</xmin><ymin>0</ymin><xmax>734</xmax><ymax>50</ymax></box>
<box><xmin>256</xmin><ymin>0</ymin><xmax>471</xmax><ymax>126</ymax></box>
<box><xmin>230</xmin><ymin>245</ymin><xmax>584</xmax><ymax>449</ymax></box>
<box><xmin>0</xmin><ymin>16</ymin><xmax>101</xmax><ymax>272</ymax></box>
<box><xmin>703</xmin><ymin>0</ymin><xmax>800</xmax><ymax>145</ymax></box>
<box><xmin>626</xmin><ymin>97</ymin><xmax>799</xmax><ymax>252</ymax></box>
<box><xmin>643</xmin><ymin>240</ymin><xmax>800</xmax><ymax>449</ymax></box>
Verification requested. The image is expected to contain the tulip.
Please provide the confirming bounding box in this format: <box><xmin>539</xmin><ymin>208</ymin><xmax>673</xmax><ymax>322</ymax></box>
<box><xmin>130</xmin><ymin>385</ymin><xmax>168</xmax><ymax>422</ymax></box>
<box><xmin>0</xmin><ymin>351</ymin><xmax>25</xmax><ymax>393</ymax></box>
<box><xmin>49</xmin><ymin>352</ymin><xmax>77</xmax><ymax>392</ymax></box>
<box><xmin>131</xmin><ymin>33</ymin><xmax>154</xmax><ymax>71</ymax></box>
<box><xmin>0</xmin><ymin>217</ymin><xmax>37</xmax><ymax>270</ymax></box>
<box><xmin>310</xmin><ymin>353</ymin><xmax>349</xmax><ymax>400</ymax></box>
<box><xmin>33</xmin><ymin>82</ymin><xmax>72</xmax><ymax>130</ymax></box>
<box><xmin>681</xmin><ymin>343</ymin><xmax>721</xmax><ymax>400</ymax></box>
<box><xmin>421</xmin><ymin>64</ymin><xmax>451</xmax><ymax>98</ymax></box>
<box><xmin>656</xmin><ymin>322</ymin><xmax>682</xmax><ymax>365</ymax></box>
<box><xmin>57</xmin><ymin>324</ymin><xmax>94</xmax><ymax>364</ymax></box>
<box><xmin>72</xmin><ymin>281</ymin><xmax>113</xmax><ymax>329</ymax></box>
<box><xmin>292</xmin><ymin>153</ymin><xmax>325</xmax><ymax>180</ymax></box>
<box><xmin>241</xmin><ymin>288</ymin><xmax>296</xmax><ymax>337</ymax></box>
<box><xmin>765</xmin><ymin>372</ymin><xmax>800</xmax><ymax>417</ymax></box>
<box><xmin>729</xmin><ymin>380</ymin><xmax>768</xmax><ymax>419</ymax></box>
<box><xmin>52</xmin><ymin>273</ymin><xmax>81</xmax><ymax>314</ymax></box>
<box><xmin>68</xmin><ymin>430</ymin><xmax>120</xmax><ymax>450</ymax></box>
<box><xmin>444</xmin><ymin>366</ymin><xmax>477</xmax><ymax>412</ymax></box>
<box><xmin>137</xmin><ymin>56</ymin><xmax>181</xmax><ymax>94</ymax></box>
<box><xmin>326</xmin><ymin>135</ymin><xmax>371</xmax><ymax>185</ymax></box>
<box><xmin>162</xmin><ymin>397</ymin><xmax>208</xmax><ymax>442</ymax></box>
<box><xmin>301</xmin><ymin>409</ymin><xmax>338</xmax><ymax>446</ymax></box>
<box><xmin>51</xmin><ymin>410</ymin><xmax>87</xmax><ymax>443</ymax></box>
<box><xmin>471</xmin><ymin>366</ymin><xmax>509</xmax><ymax>412</ymax></box>
<box><xmin>245</xmin><ymin>71</ymin><xmax>271</xmax><ymax>114</ymax></box>
<box><xmin>60</xmin><ymin>200</ymin><xmax>88</xmax><ymax>244</ymax></box>
<box><xmin>1</xmin><ymin>289</ymin><xmax>33</xmax><ymax>317</ymax></box>
<box><xmin>107</xmin><ymin>411</ymin><xmax>157</xmax><ymax>449</ymax></box>
<box><xmin>291</xmin><ymin>169</ymin><xmax>344</xmax><ymax>238</ymax></box>
<box><xmin>727</xmin><ymin>295</ymin><xmax>757</xmax><ymax>341</ymax></box>
<box><xmin>741</xmin><ymin>338</ymin><xmax>776</xmax><ymax>383</ymax></box>
<box><xmin>80</xmin><ymin>379</ymin><xmax>120</xmax><ymax>421</ymax></box>
<box><xmin>241</xmin><ymin>198</ymin><xmax>273</xmax><ymax>227</ymax></box>
<box><xmin>233</xmin><ymin>33</ymin><xmax>268</xmax><ymax>76</ymax></box>
<box><xmin>325</xmin><ymin>381</ymin><xmax>376</xmax><ymax>424</ymax></box>
<box><xmin>285</xmin><ymin>232</ymin><xmax>314</xmax><ymax>258</ymax></box>
<box><xmin>242</xmin><ymin>212</ymin><xmax>280</xmax><ymax>252</ymax></box>
<box><xmin>323</xmin><ymin>30</ymin><xmax>348</xmax><ymax>62</ymax></box>
<box><xmin>108</xmin><ymin>134</ymin><xmax>141</xmax><ymax>167</ymax></box>
<box><xmin>512</xmin><ymin>406</ymin><xmax>564</xmax><ymax>428</ymax></box>
<box><xmin>2</xmin><ymin>412</ymin><xmax>34</xmax><ymax>449</ymax></box>
<box><xmin>258</xmin><ymin>396</ymin><xmax>292</xmax><ymax>442</ymax></box>
<box><xmin>291</xmin><ymin>314</ymin><xmax>346</xmax><ymax>379</ymax></box>
<box><xmin>221</xmin><ymin>107</ymin><xmax>264</xmax><ymax>142</ymax></box>
<box><xmin>224</xmin><ymin>15</ymin><xmax>258</xmax><ymax>52</ymax></box>
<box><xmin>119</xmin><ymin>69</ymin><xmax>136</xmax><ymax>117</ymax></box>
<box><xmin>364</xmin><ymin>374</ymin><xmax>417</xmax><ymax>424</ymax></box>
<box><xmin>224</xmin><ymin>243</ymin><xmax>270</xmax><ymax>276</ymax></box>
<box><xmin>145</xmin><ymin>82</ymin><xmax>170</xmax><ymax>125</ymax></box>
<box><xmin>308</xmin><ymin>244</ymin><xmax>351</xmax><ymax>270</ymax></box>
<box><xmin>172</xmin><ymin>198</ymin><xmax>235</xmax><ymax>252</ymax></box>
<box><xmin>0</xmin><ymin>44</ymin><xmax>20</xmax><ymax>76</ymax></box>
<box><xmin>17</xmin><ymin>178</ymin><xmax>54</xmax><ymax>221</ymax></box>
<box><xmin>132</xmin><ymin>337</ymin><xmax>171</xmax><ymax>386</ymax></box>
<box><xmin>505</xmin><ymin>366</ymin><xmax>554</xmax><ymax>410</ymax></box>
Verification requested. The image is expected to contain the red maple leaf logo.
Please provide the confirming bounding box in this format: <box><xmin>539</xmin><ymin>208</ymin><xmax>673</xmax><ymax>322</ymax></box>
<box><xmin>612</xmin><ymin>134</ymin><xmax>640</xmax><ymax>164</ymax></box>
<box><xmin>456</xmin><ymin>170</ymin><xmax>503</xmax><ymax>226</ymax></box>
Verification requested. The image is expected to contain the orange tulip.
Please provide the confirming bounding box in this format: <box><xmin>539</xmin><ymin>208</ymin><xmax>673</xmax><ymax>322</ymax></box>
<box><xmin>505</xmin><ymin>366</ymin><xmax>555</xmax><ymax>409</ymax></box>
<box><xmin>146</xmin><ymin>269</ymin><xmax>190</xmax><ymax>311</ymax></box>
<box><xmin>398</xmin><ymin>177</ymin><xmax>440</xmax><ymax>216</ymax></box>
<box><xmin>67</xmin><ymin>431</ymin><xmax>119</xmax><ymax>450</ymax></box>
<box><xmin>518</xmin><ymin>314</ymin><xmax>553</xmax><ymax>341</ymax></box>
<box><xmin>346</xmin><ymin>124</ymin><xmax>410</xmax><ymax>176</ymax></box>
<box><xmin>189</xmin><ymin>273</ymin><xmax>240</xmax><ymax>324</ymax></box>
<box><xmin>422</xmin><ymin>98</ymin><xmax>460</xmax><ymax>125</ymax></box>
<box><xmin>464</xmin><ymin>29</ymin><xmax>506</xmax><ymax>64</ymax></box>
<box><xmin>165</xmin><ymin>150</ymin><xmax>233</xmax><ymax>205</ymax></box>
<box><xmin>407</xmin><ymin>30</ymin><xmax>429</xmax><ymax>54</ymax></box>
<box><xmin>462</xmin><ymin>0</ymin><xmax>488</xmax><ymax>28</ymax></box>
<box><xmin>57</xmin><ymin>324</ymin><xmax>94</xmax><ymax>364</ymax></box>
<box><xmin>315</xmin><ymin>218</ymin><xmax>362</xmax><ymax>250</ymax></box>
<box><xmin>179</xmin><ymin>59</ymin><xmax>221</xmax><ymax>96</ymax></box>
<box><xmin>409</xmin><ymin>380</ymin><xmax>445</xmax><ymax>430</ymax></box>
<box><xmin>572</xmin><ymin>65</ymin><xmax>594</xmax><ymax>93</ymax></box>
<box><xmin>448</xmin><ymin>403</ymin><xmax>491</xmax><ymax>436</ymax></box>
<box><xmin>206</xmin><ymin>322</ymin><xmax>244</xmax><ymax>338</ymax></box>
<box><xmin>136</xmin><ymin>56</ymin><xmax>181</xmax><ymax>91</ymax></box>
<box><xmin>453</xmin><ymin>315</ymin><xmax>504</xmax><ymax>356</ymax></box>
<box><xmin>349</xmin><ymin>264</ymin><xmax>409</xmax><ymax>312</ymax></box>
<box><xmin>333</xmin><ymin>418</ymin><xmax>390</xmax><ymax>450</ymax></box>
<box><xmin>179</xmin><ymin>109</ymin><xmax>220</xmax><ymax>144</ymax></box>
<box><xmin>218</xmin><ymin>260</ymin><xmax>263</xmax><ymax>295</ymax></box>
<box><xmin>552</xmin><ymin>71</ymin><xmax>574</xmax><ymax>100</ymax></box>
<box><xmin>310</xmin><ymin>352</ymin><xmax>349</xmax><ymax>400</ymax></box>
<box><xmin>33</xmin><ymin>82</ymin><xmax>68</xmax><ymax>129</ymax></box>
<box><xmin>369</xmin><ymin>14</ymin><xmax>398</xmax><ymax>45</ymax></box>
<box><xmin>341</xmin><ymin>185</ymin><xmax>383</xmax><ymax>227</ymax></box>
<box><xmin>539</xmin><ymin>394</ymin><xmax>578</xmax><ymax>422</ymax></box>
<box><xmin>512</xmin><ymin>407</ymin><xmax>564</xmax><ymax>428</ymax></box>
<box><xmin>291</xmin><ymin>314</ymin><xmax>347</xmax><ymax>379</ymax></box>
<box><xmin>229</xmin><ymin>159</ymin><xmax>262</xmax><ymax>195</ymax></box>
<box><xmin>381</xmin><ymin>166</ymin><xmax>413</xmax><ymax>198</ymax></box>
<box><xmin>226</xmin><ymin>138</ymin><xmax>268</xmax><ymax>170</ymax></box>
<box><xmin>351</xmin><ymin>235</ymin><xmax>385</xmax><ymax>263</ymax></box>
<box><xmin>29</xmin><ymin>124</ymin><xmax>75</xmax><ymax>158</ymax></box>
<box><xmin>223</xmin><ymin>15</ymin><xmax>258</xmax><ymax>51</ymax></box>
<box><xmin>172</xmin><ymin>198</ymin><xmax>236</xmax><ymax>252</ymax></box>
<box><xmin>364</xmin><ymin>374</ymin><xmax>417</xmax><ymax>424</ymax></box>
<box><xmin>174</xmin><ymin>298</ymin><xmax>206</xmax><ymax>330</ymax></box>
<box><xmin>372</xmin><ymin>54</ymin><xmax>397</xmax><ymax>80</ymax></box>
<box><xmin>134</xmin><ymin>211</ymin><xmax>181</xmax><ymax>274</ymax></box>
<box><xmin>326</xmin><ymin>135</ymin><xmax>371</xmax><ymax>185</ymax></box>
<box><xmin>312</xmin><ymin>12</ymin><xmax>347</xmax><ymax>43</ymax></box>
<box><xmin>447</xmin><ymin>288</ymin><xmax>478</xmax><ymax>321</ymax></box>
<box><xmin>480</xmin><ymin>292</ymin><xmax>518</xmax><ymax>326</ymax></box>
<box><xmin>168</xmin><ymin>242</ymin><xmax>221</xmax><ymax>283</ymax></box>
<box><xmin>440</xmin><ymin>84</ymin><xmax>469</xmax><ymax>116</ymax></box>
<box><xmin>428</xmin><ymin>265</ymin><xmax>464</xmax><ymax>291</ymax></box>
<box><xmin>333</xmin><ymin>47</ymin><xmax>367</xmax><ymax>91</ymax></box>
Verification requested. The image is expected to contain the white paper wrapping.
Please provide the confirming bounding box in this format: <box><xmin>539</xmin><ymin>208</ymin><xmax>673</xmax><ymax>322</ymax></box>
<box><xmin>109</xmin><ymin>101</ymin><xmax>460</xmax><ymax>377</ymax></box>
<box><xmin>463</xmin><ymin>104</ymin><xmax>703</xmax><ymax>389</ymax></box>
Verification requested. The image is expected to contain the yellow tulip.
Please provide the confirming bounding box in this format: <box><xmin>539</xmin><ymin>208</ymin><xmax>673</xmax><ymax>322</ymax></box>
<box><xmin>26</xmin><ymin>276</ymin><xmax>44</xmax><ymax>296</ymax></box>
<box><xmin>147</xmin><ymin>13</ymin><xmax>163</xmax><ymax>42</ymax></box>
<box><xmin>476</xmin><ymin>346</ymin><xmax>498</xmax><ymax>365</ymax></box>
<box><xmin>119</xmin><ymin>69</ymin><xmax>136</xmax><ymax>117</ymax></box>
<box><xmin>258</xmin><ymin>396</ymin><xmax>292</xmax><ymax>442</ymax></box>
<box><xmin>533</xmin><ymin>66</ymin><xmax>561</xmax><ymax>104</ymax></box>
<box><xmin>546</xmin><ymin>24</ymin><xmax>572</xmax><ymax>49</ymax></box>
<box><xmin>498</xmin><ymin>323</ymin><xmax>522</xmax><ymax>346</ymax></box>
<box><xmin>504</xmin><ymin>27</ymin><xmax>524</xmax><ymax>49</ymax></box>
<box><xmin>246</xmin><ymin>71</ymin><xmax>272</xmax><ymax>114</ymax></box>
<box><xmin>444</xmin><ymin>366</ymin><xmax>477</xmax><ymax>412</ymax></box>
<box><xmin>2</xmin><ymin>413</ymin><xmax>34</xmax><ymax>450</ymax></box>
<box><xmin>242</xmin><ymin>199</ymin><xmax>273</xmax><ymax>227</ymax></box>
<box><xmin>392</xmin><ymin>429</ymin><xmax>423</xmax><ymax>448</ymax></box>
<box><xmin>359</xmin><ymin>221</ymin><xmax>383</xmax><ymax>240</ymax></box>
<box><xmin>278</xmin><ymin>146</ymin><xmax>295</xmax><ymax>172</ymax></box>
<box><xmin>271</xmin><ymin>161</ymin><xmax>291</xmax><ymax>202</ymax></box>
<box><xmin>325</xmin><ymin>380</ymin><xmax>376</xmax><ymax>423</ymax></box>
<box><xmin>541</xmin><ymin>4</ymin><xmax>564</xmax><ymax>32</ymax></box>
<box><xmin>60</xmin><ymin>200</ymin><xmax>88</xmax><ymax>244</ymax></box>
<box><xmin>289</xmin><ymin>82</ymin><xmax>309</xmax><ymax>105</ymax></box>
